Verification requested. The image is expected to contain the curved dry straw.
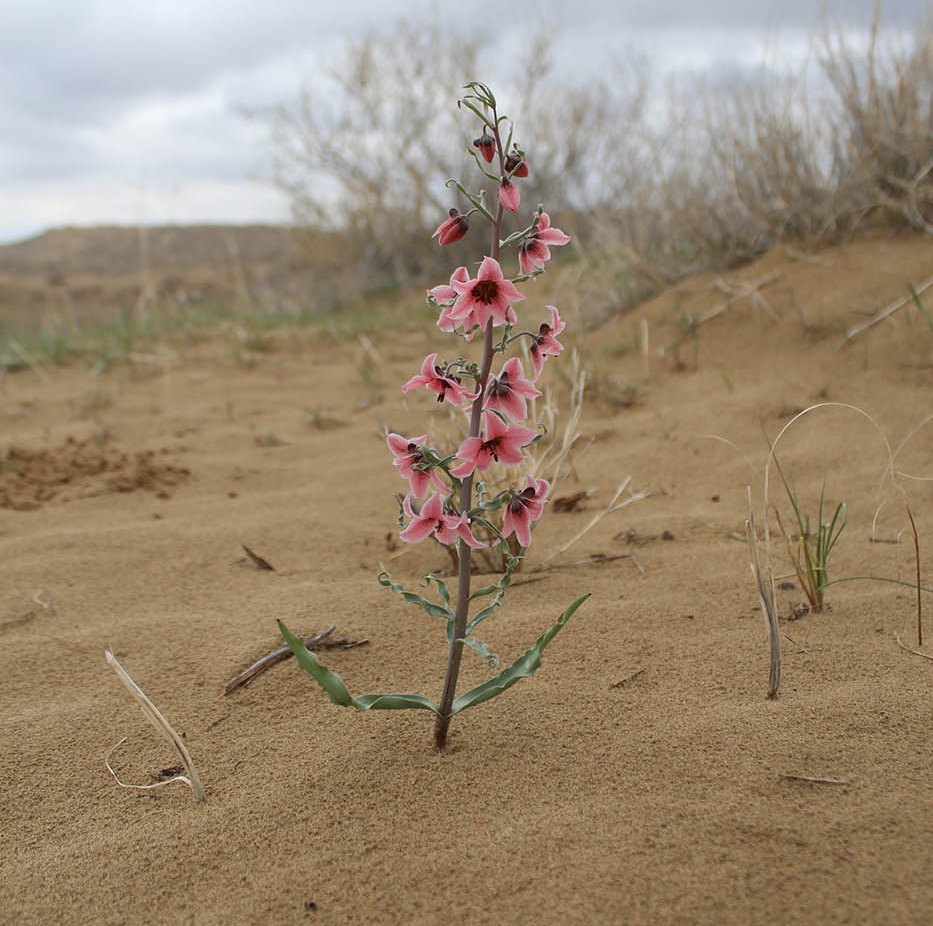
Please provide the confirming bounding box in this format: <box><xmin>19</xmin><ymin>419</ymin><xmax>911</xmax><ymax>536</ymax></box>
<box><xmin>104</xmin><ymin>648</ymin><xmax>205</xmax><ymax>802</ymax></box>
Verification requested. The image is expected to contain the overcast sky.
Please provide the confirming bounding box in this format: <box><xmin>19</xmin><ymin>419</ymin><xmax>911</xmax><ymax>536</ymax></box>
<box><xmin>0</xmin><ymin>0</ymin><xmax>925</xmax><ymax>243</ymax></box>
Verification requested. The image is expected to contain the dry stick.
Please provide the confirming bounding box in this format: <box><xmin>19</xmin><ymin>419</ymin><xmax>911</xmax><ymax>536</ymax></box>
<box><xmin>747</xmin><ymin>500</ymin><xmax>781</xmax><ymax>699</ymax></box>
<box><xmin>104</xmin><ymin>648</ymin><xmax>206</xmax><ymax>802</ymax></box>
<box><xmin>7</xmin><ymin>339</ymin><xmax>50</xmax><ymax>383</ymax></box>
<box><xmin>779</xmin><ymin>774</ymin><xmax>851</xmax><ymax>786</ymax></box>
<box><xmin>539</xmin><ymin>478</ymin><xmax>649</xmax><ymax>568</ymax></box>
<box><xmin>610</xmin><ymin>667</ymin><xmax>646</xmax><ymax>689</ymax></box>
<box><xmin>834</xmin><ymin>276</ymin><xmax>933</xmax><ymax>349</ymax></box>
<box><xmin>894</xmin><ymin>632</ymin><xmax>933</xmax><ymax>661</ymax></box>
<box><xmin>223</xmin><ymin>625</ymin><xmax>368</xmax><ymax>694</ymax></box>
<box><xmin>696</xmin><ymin>272</ymin><xmax>782</xmax><ymax>327</ymax></box>
<box><xmin>545</xmin><ymin>552</ymin><xmax>644</xmax><ymax>573</ymax></box>
<box><xmin>904</xmin><ymin>503</ymin><xmax>922</xmax><ymax>648</ymax></box>
<box><xmin>241</xmin><ymin>544</ymin><xmax>276</xmax><ymax>572</ymax></box>
<box><xmin>433</xmin><ymin>109</ymin><xmax>505</xmax><ymax>752</ymax></box>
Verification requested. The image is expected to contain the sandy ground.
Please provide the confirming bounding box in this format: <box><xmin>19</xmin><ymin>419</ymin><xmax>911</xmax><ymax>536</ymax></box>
<box><xmin>1</xmin><ymin>234</ymin><xmax>931</xmax><ymax>925</ymax></box>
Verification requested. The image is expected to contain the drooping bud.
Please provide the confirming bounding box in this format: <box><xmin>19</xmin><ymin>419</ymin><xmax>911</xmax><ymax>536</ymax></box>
<box><xmin>504</xmin><ymin>151</ymin><xmax>529</xmax><ymax>178</ymax></box>
<box><xmin>472</xmin><ymin>130</ymin><xmax>496</xmax><ymax>164</ymax></box>
<box><xmin>498</xmin><ymin>178</ymin><xmax>520</xmax><ymax>214</ymax></box>
<box><xmin>432</xmin><ymin>208</ymin><xmax>469</xmax><ymax>246</ymax></box>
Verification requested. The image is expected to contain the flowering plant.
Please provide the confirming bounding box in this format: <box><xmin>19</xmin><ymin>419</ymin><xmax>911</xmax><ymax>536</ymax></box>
<box><xmin>280</xmin><ymin>82</ymin><xmax>588</xmax><ymax>750</ymax></box>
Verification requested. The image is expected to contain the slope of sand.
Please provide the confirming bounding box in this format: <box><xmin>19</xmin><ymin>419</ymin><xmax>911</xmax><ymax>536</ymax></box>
<box><xmin>1</xmin><ymin>234</ymin><xmax>931</xmax><ymax>925</ymax></box>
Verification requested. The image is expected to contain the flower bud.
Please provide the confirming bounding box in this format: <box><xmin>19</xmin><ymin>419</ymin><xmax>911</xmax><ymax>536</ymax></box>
<box><xmin>432</xmin><ymin>208</ymin><xmax>469</xmax><ymax>246</ymax></box>
<box><xmin>504</xmin><ymin>151</ymin><xmax>529</xmax><ymax>178</ymax></box>
<box><xmin>498</xmin><ymin>178</ymin><xmax>520</xmax><ymax>214</ymax></box>
<box><xmin>472</xmin><ymin>130</ymin><xmax>496</xmax><ymax>164</ymax></box>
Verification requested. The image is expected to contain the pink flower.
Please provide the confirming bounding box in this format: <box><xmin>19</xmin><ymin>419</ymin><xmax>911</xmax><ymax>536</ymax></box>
<box><xmin>504</xmin><ymin>151</ymin><xmax>529</xmax><ymax>178</ymax></box>
<box><xmin>435</xmin><ymin>511</ymin><xmax>487</xmax><ymax>548</ymax></box>
<box><xmin>399</xmin><ymin>494</ymin><xmax>485</xmax><ymax>548</ymax></box>
<box><xmin>428</xmin><ymin>266</ymin><xmax>477</xmax><ymax>336</ymax></box>
<box><xmin>518</xmin><ymin>212</ymin><xmax>571</xmax><ymax>275</ymax></box>
<box><xmin>502</xmin><ymin>476</ymin><xmax>549</xmax><ymax>547</ymax></box>
<box><xmin>426</xmin><ymin>266</ymin><xmax>466</xmax><ymax>306</ymax></box>
<box><xmin>498</xmin><ymin>178</ymin><xmax>520</xmax><ymax>214</ymax></box>
<box><xmin>401</xmin><ymin>353</ymin><xmax>477</xmax><ymax>408</ymax></box>
<box><xmin>449</xmin><ymin>257</ymin><xmax>525</xmax><ymax>329</ymax></box>
<box><xmin>386</xmin><ymin>433</ymin><xmax>447</xmax><ymax>498</ymax></box>
<box><xmin>450</xmin><ymin>412</ymin><xmax>537</xmax><ymax>477</ymax></box>
<box><xmin>432</xmin><ymin>208</ymin><xmax>469</xmax><ymax>246</ymax></box>
<box><xmin>484</xmin><ymin>357</ymin><xmax>541</xmax><ymax>421</ymax></box>
<box><xmin>529</xmin><ymin>305</ymin><xmax>565</xmax><ymax>379</ymax></box>
<box><xmin>472</xmin><ymin>130</ymin><xmax>496</xmax><ymax>164</ymax></box>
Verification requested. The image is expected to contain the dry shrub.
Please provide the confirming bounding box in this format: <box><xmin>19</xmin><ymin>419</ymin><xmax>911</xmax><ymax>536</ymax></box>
<box><xmin>259</xmin><ymin>10</ymin><xmax>931</xmax><ymax>317</ymax></box>
<box><xmin>258</xmin><ymin>20</ymin><xmax>480</xmax><ymax>289</ymax></box>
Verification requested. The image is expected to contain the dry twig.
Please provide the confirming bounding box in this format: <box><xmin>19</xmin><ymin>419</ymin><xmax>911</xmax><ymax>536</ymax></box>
<box><xmin>780</xmin><ymin>774</ymin><xmax>851</xmax><ymax>785</ymax></box>
<box><xmin>835</xmin><ymin>276</ymin><xmax>933</xmax><ymax>348</ymax></box>
<box><xmin>697</xmin><ymin>272</ymin><xmax>782</xmax><ymax>326</ymax></box>
<box><xmin>747</xmin><ymin>497</ymin><xmax>782</xmax><ymax>699</ymax></box>
<box><xmin>894</xmin><ymin>632</ymin><xmax>933</xmax><ymax>662</ymax></box>
<box><xmin>223</xmin><ymin>625</ymin><xmax>368</xmax><ymax>694</ymax></box>
<box><xmin>241</xmin><ymin>544</ymin><xmax>276</xmax><ymax>572</ymax></box>
<box><xmin>104</xmin><ymin>648</ymin><xmax>205</xmax><ymax>802</ymax></box>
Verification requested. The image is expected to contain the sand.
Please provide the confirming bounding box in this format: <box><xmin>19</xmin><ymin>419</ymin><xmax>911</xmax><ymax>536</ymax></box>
<box><xmin>1</xmin><ymin>233</ymin><xmax>931</xmax><ymax>925</ymax></box>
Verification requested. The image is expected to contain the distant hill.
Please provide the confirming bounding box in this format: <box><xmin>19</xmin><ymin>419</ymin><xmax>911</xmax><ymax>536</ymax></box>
<box><xmin>0</xmin><ymin>224</ymin><xmax>298</xmax><ymax>280</ymax></box>
<box><xmin>0</xmin><ymin>224</ymin><xmax>360</xmax><ymax>339</ymax></box>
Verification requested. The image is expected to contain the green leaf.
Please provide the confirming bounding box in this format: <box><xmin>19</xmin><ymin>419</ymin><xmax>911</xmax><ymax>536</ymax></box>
<box><xmin>451</xmin><ymin>593</ymin><xmax>590</xmax><ymax>715</ymax></box>
<box><xmin>469</xmin><ymin>583</ymin><xmax>500</xmax><ymax>600</ymax></box>
<box><xmin>278</xmin><ymin>621</ymin><xmax>440</xmax><ymax>714</ymax></box>
<box><xmin>908</xmin><ymin>282</ymin><xmax>933</xmax><ymax>329</ymax></box>
<box><xmin>422</xmin><ymin>573</ymin><xmax>450</xmax><ymax>608</ymax></box>
<box><xmin>459</xmin><ymin>635</ymin><xmax>499</xmax><ymax>668</ymax></box>
<box><xmin>279</xmin><ymin>621</ymin><xmax>354</xmax><ymax>707</ymax></box>
<box><xmin>377</xmin><ymin>571</ymin><xmax>453</xmax><ymax>621</ymax></box>
<box><xmin>353</xmin><ymin>693</ymin><xmax>440</xmax><ymax>712</ymax></box>
<box><xmin>464</xmin><ymin>547</ymin><xmax>518</xmax><ymax>635</ymax></box>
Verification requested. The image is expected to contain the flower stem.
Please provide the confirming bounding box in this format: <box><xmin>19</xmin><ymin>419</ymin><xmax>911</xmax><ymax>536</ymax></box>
<box><xmin>434</xmin><ymin>114</ymin><xmax>507</xmax><ymax>750</ymax></box>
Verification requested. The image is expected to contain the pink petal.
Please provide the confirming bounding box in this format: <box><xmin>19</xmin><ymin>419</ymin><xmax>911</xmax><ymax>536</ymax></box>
<box><xmin>529</xmin><ymin>346</ymin><xmax>544</xmax><ymax>380</ymax></box>
<box><xmin>457</xmin><ymin>518</ymin><xmax>487</xmax><ymax>549</ymax></box>
<box><xmin>513</xmin><ymin>510</ymin><xmax>533</xmax><ymax>547</ymax></box>
<box><xmin>477</xmin><ymin>256</ymin><xmax>504</xmax><ymax>282</ymax></box>
<box><xmin>421</xmin><ymin>493</ymin><xmax>444</xmax><ymax>520</ymax></box>
<box><xmin>386</xmin><ymin>433</ymin><xmax>410</xmax><ymax>455</ymax></box>
<box><xmin>496</xmin><ymin>278</ymin><xmax>525</xmax><ymax>303</ymax></box>
<box><xmin>400</xmin><ymin>517</ymin><xmax>436</xmax><ymax>543</ymax></box>
<box><xmin>537</xmin><ymin>227</ymin><xmax>571</xmax><ymax>246</ymax></box>
<box><xmin>498</xmin><ymin>180</ymin><xmax>520</xmax><ymax>213</ymax></box>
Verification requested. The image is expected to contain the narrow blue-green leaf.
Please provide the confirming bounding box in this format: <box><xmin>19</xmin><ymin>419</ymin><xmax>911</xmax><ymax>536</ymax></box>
<box><xmin>908</xmin><ymin>282</ymin><xmax>933</xmax><ymax>329</ymax></box>
<box><xmin>279</xmin><ymin>621</ymin><xmax>354</xmax><ymax>707</ymax></box>
<box><xmin>378</xmin><ymin>571</ymin><xmax>453</xmax><ymax>620</ymax></box>
<box><xmin>465</xmin><ymin>550</ymin><xmax>517</xmax><ymax>635</ymax></box>
<box><xmin>451</xmin><ymin>593</ymin><xmax>590</xmax><ymax>715</ymax></box>
<box><xmin>353</xmin><ymin>693</ymin><xmax>439</xmax><ymax>713</ymax></box>
<box><xmin>279</xmin><ymin>621</ymin><xmax>439</xmax><ymax>714</ymax></box>
<box><xmin>423</xmin><ymin>573</ymin><xmax>450</xmax><ymax>607</ymax></box>
<box><xmin>459</xmin><ymin>635</ymin><xmax>499</xmax><ymax>669</ymax></box>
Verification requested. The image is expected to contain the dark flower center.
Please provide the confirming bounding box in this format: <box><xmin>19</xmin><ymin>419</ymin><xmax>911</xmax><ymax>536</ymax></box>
<box><xmin>481</xmin><ymin>435</ymin><xmax>503</xmax><ymax>462</ymax></box>
<box><xmin>508</xmin><ymin>487</ymin><xmax>536</xmax><ymax>513</ymax></box>
<box><xmin>489</xmin><ymin>371</ymin><xmax>511</xmax><ymax>397</ymax></box>
<box><xmin>433</xmin><ymin>366</ymin><xmax>461</xmax><ymax>403</ymax></box>
<box><xmin>472</xmin><ymin>279</ymin><xmax>499</xmax><ymax>304</ymax></box>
